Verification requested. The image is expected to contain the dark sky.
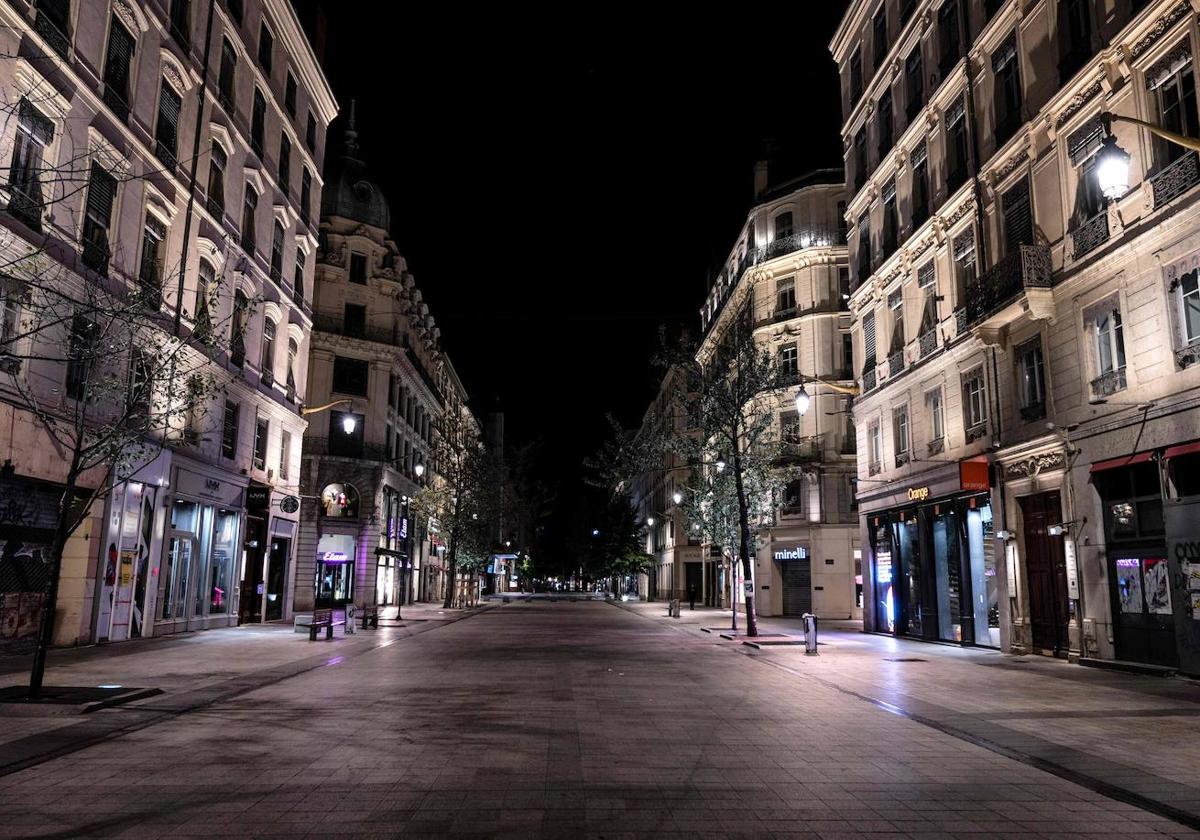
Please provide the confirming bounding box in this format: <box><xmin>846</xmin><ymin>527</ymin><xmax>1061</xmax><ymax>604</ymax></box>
<box><xmin>306</xmin><ymin>6</ymin><xmax>851</xmax><ymax>492</ymax></box>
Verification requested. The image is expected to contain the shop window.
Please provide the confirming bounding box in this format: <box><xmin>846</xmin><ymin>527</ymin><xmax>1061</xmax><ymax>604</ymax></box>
<box><xmin>320</xmin><ymin>483</ymin><xmax>359</xmax><ymax>518</ymax></box>
<box><xmin>962</xmin><ymin>366</ymin><xmax>988</xmax><ymax>440</ymax></box>
<box><xmin>332</xmin><ymin>355</ymin><xmax>368</xmax><ymax>395</ymax></box>
<box><xmin>206</xmin><ymin>509</ymin><xmax>238</xmax><ymax>614</ymax></box>
<box><xmin>1016</xmin><ymin>338</ymin><xmax>1046</xmax><ymax>420</ymax></box>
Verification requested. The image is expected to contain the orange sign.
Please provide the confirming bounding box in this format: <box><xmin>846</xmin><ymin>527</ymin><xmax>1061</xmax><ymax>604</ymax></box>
<box><xmin>960</xmin><ymin>458</ymin><xmax>990</xmax><ymax>492</ymax></box>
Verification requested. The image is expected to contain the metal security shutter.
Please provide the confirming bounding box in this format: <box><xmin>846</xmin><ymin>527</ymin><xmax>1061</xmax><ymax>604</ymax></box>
<box><xmin>781</xmin><ymin>559</ymin><xmax>812</xmax><ymax>616</ymax></box>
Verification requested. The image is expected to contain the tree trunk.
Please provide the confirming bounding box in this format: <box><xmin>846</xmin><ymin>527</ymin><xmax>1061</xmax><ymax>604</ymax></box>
<box><xmin>29</xmin><ymin>471</ymin><xmax>84</xmax><ymax>697</ymax></box>
<box><xmin>732</xmin><ymin>449</ymin><xmax>758</xmax><ymax>637</ymax></box>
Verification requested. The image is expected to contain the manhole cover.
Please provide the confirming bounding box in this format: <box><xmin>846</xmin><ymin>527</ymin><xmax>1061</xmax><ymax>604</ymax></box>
<box><xmin>883</xmin><ymin>657</ymin><xmax>927</xmax><ymax>662</ymax></box>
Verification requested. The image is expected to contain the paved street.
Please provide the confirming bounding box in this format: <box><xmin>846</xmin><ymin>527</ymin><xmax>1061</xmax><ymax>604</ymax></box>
<box><xmin>2</xmin><ymin>600</ymin><xmax>1200</xmax><ymax>839</ymax></box>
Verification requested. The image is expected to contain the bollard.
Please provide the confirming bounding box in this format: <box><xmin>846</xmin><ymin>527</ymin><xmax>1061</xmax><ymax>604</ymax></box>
<box><xmin>801</xmin><ymin>612</ymin><xmax>818</xmax><ymax>655</ymax></box>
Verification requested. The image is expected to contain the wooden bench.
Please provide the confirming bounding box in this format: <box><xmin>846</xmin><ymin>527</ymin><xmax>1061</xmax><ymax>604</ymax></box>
<box><xmin>308</xmin><ymin>608</ymin><xmax>334</xmax><ymax>641</ymax></box>
<box><xmin>360</xmin><ymin>605</ymin><xmax>380</xmax><ymax>629</ymax></box>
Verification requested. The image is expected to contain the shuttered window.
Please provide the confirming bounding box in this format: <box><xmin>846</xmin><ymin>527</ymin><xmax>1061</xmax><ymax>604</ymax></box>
<box><xmin>300</xmin><ymin>167</ymin><xmax>312</xmax><ymax>225</ymax></box>
<box><xmin>82</xmin><ymin>163</ymin><xmax>116</xmax><ymax>272</ymax></box>
<box><xmin>155</xmin><ymin>80</ymin><xmax>182</xmax><ymax>168</ymax></box>
<box><xmin>270</xmin><ymin>220</ymin><xmax>285</xmax><ymax>281</ymax></box>
<box><xmin>862</xmin><ymin>311</ymin><xmax>877</xmax><ymax>367</ymax></box>
<box><xmin>1003</xmin><ymin>178</ymin><xmax>1033</xmax><ymax>253</ymax></box>
<box><xmin>278</xmin><ymin>134</ymin><xmax>291</xmax><ymax>196</ymax></box>
<box><xmin>218</xmin><ymin>39</ymin><xmax>236</xmax><ymax>109</ymax></box>
<box><xmin>251</xmin><ymin>89</ymin><xmax>266</xmax><ymax>157</ymax></box>
<box><xmin>240</xmin><ymin>184</ymin><xmax>257</xmax><ymax>254</ymax></box>
<box><xmin>103</xmin><ymin>19</ymin><xmax>136</xmax><ymax>119</ymax></box>
<box><xmin>207</xmin><ymin>142</ymin><xmax>227</xmax><ymax>217</ymax></box>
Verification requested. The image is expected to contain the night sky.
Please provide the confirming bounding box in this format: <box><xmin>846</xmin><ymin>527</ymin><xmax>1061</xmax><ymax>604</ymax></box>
<box><xmin>305</xmin><ymin>6</ymin><xmax>851</xmax><ymax>511</ymax></box>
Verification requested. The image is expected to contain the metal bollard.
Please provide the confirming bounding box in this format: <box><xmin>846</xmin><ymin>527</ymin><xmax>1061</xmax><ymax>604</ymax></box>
<box><xmin>801</xmin><ymin>613</ymin><xmax>818</xmax><ymax>655</ymax></box>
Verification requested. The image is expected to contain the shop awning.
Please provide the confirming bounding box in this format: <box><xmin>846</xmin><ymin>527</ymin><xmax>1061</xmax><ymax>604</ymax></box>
<box><xmin>1164</xmin><ymin>440</ymin><xmax>1200</xmax><ymax>460</ymax></box>
<box><xmin>1090</xmin><ymin>451</ymin><xmax>1154</xmax><ymax>473</ymax></box>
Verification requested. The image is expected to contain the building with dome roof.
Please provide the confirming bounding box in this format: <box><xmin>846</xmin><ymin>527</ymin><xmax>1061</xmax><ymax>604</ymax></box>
<box><xmin>295</xmin><ymin>106</ymin><xmax>475</xmax><ymax>614</ymax></box>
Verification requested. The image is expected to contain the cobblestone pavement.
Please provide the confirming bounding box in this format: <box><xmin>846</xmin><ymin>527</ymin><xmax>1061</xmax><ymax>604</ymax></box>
<box><xmin>1</xmin><ymin>599</ymin><xmax>1198</xmax><ymax>839</ymax></box>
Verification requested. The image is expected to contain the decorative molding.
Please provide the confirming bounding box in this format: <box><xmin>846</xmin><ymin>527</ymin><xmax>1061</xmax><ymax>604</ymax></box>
<box><xmin>941</xmin><ymin>198</ymin><xmax>975</xmax><ymax>229</ymax></box>
<box><xmin>995</xmin><ymin>148</ymin><xmax>1029</xmax><ymax>181</ymax></box>
<box><xmin>1054</xmin><ymin>77</ymin><xmax>1104</xmax><ymax>128</ymax></box>
<box><xmin>160</xmin><ymin>50</ymin><xmax>188</xmax><ymax>92</ymax></box>
<box><xmin>1005</xmin><ymin>452</ymin><xmax>1065</xmax><ymax>477</ymax></box>
<box><xmin>1129</xmin><ymin>1</ymin><xmax>1190</xmax><ymax>59</ymax></box>
<box><xmin>111</xmin><ymin>0</ymin><xmax>141</xmax><ymax>34</ymax></box>
<box><xmin>1145</xmin><ymin>38</ymin><xmax>1192</xmax><ymax>89</ymax></box>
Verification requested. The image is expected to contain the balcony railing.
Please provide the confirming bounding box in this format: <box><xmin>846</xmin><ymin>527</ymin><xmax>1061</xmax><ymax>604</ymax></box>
<box><xmin>966</xmin><ymin>244</ymin><xmax>1052</xmax><ymax>325</ymax></box>
<box><xmin>1090</xmin><ymin>367</ymin><xmax>1127</xmax><ymax>398</ymax></box>
<box><xmin>954</xmin><ymin>307</ymin><xmax>968</xmax><ymax>337</ymax></box>
<box><xmin>862</xmin><ymin>366</ymin><xmax>877</xmax><ymax>394</ymax></box>
<box><xmin>33</xmin><ymin>8</ymin><xmax>70</xmax><ymax>57</ymax></box>
<box><xmin>895</xmin><ymin>451</ymin><xmax>910</xmax><ymax>468</ymax></box>
<box><xmin>918</xmin><ymin>329</ymin><xmax>938</xmax><ymax>359</ymax></box>
<box><xmin>887</xmin><ymin>349</ymin><xmax>905</xmax><ymax>377</ymax></box>
<box><xmin>1070</xmin><ymin>210</ymin><xmax>1109</xmax><ymax>260</ymax></box>
<box><xmin>776</xmin><ymin>435</ymin><xmax>823</xmax><ymax>463</ymax></box>
<box><xmin>1150</xmin><ymin>151</ymin><xmax>1200</xmax><ymax>209</ymax></box>
<box><xmin>757</xmin><ymin>227</ymin><xmax>846</xmax><ymax>262</ymax></box>
<box><xmin>927</xmin><ymin>437</ymin><xmax>944</xmax><ymax>456</ymax></box>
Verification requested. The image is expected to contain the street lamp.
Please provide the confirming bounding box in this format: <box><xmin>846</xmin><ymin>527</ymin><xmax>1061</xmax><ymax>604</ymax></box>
<box><xmin>794</xmin><ymin>384</ymin><xmax>811</xmax><ymax>417</ymax></box>
<box><xmin>715</xmin><ymin>458</ymin><xmax>726</xmax><ymax>473</ymax></box>
<box><xmin>672</xmin><ymin>490</ymin><xmax>683</xmax><ymax>505</ymax></box>
<box><xmin>646</xmin><ymin>516</ymin><xmax>655</xmax><ymax>527</ymax></box>
<box><xmin>1095</xmin><ymin>129</ymin><xmax>1131</xmax><ymax>200</ymax></box>
<box><xmin>414</xmin><ymin>462</ymin><xmax>425</xmax><ymax>478</ymax></box>
<box><xmin>341</xmin><ymin>414</ymin><xmax>357</xmax><ymax>434</ymax></box>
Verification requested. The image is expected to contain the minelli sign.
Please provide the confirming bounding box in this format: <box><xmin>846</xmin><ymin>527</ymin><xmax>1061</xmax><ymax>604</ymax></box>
<box><xmin>773</xmin><ymin>547</ymin><xmax>808</xmax><ymax>561</ymax></box>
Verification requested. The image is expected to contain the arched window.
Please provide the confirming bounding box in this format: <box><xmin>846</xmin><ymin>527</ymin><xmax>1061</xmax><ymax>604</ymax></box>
<box><xmin>269</xmin><ymin>220</ymin><xmax>284</xmax><ymax>281</ymax></box>
<box><xmin>260</xmin><ymin>317</ymin><xmax>276</xmax><ymax>385</ymax></box>
<box><xmin>320</xmin><ymin>483</ymin><xmax>359</xmax><ymax>518</ymax></box>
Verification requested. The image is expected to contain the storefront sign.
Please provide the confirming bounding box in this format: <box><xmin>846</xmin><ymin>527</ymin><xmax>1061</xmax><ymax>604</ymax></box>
<box><xmin>960</xmin><ymin>458</ymin><xmax>990</xmax><ymax>491</ymax></box>
<box><xmin>1064</xmin><ymin>540</ymin><xmax>1079</xmax><ymax>600</ymax></box>
<box><xmin>773</xmin><ymin>547</ymin><xmax>808</xmax><ymax>561</ymax></box>
<box><xmin>279</xmin><ymin>495</ymin><xmax>299</xmax><ymax>514</ymax></box>
<box><xmin>246</xmin><ymin>484</ymin><xmax>270</xmax><ymax>512</ymax></box>
<box><xmin>175</xmin><ymin>468</ymin><xmax>245</xmax><ymax>506</ymax></box>
<box><xmin>321</xmin><ymin>551</ymin><xmax>350</xmax><ymax>564</ymax></box>
<box><xmin>906</xmin><ymin>486</ymin><xmax>930</xmax><ymax>502</ymax></box>
<box><xmin>398</xmin><ymin>517</ymin><xmax>408</xmax><ymax>540</ymax></box>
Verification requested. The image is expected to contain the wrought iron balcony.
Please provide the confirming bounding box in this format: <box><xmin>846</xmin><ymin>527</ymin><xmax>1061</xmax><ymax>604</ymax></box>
<box><xmin>888</xmin><ymin>349</ymin><xmax>905</xmax><ymax>378</ymax></box>
<box><xmin>965</xmin><ymin>424</ymin><xmax>988</xmax><ymax>443</ymax></box>
<box><xmin>927</xmin><ymin>437</ymin><xmax>944</xmax><ymax>456</ymax></box>
<box><xmin>757</xmin><ymin>227</ymin><xmax>847</xmax><ymax>262</ymax></box>
<box><xmin>1090</xmin><ymin>367</ymin><xmax>1127</xmax><ymax>398</ymax></box>
<box><xmin>954</xmin><ymin>307</ymin><xmax>968</xmax><ymax>337</ymax></box>
<box><xmin>918</xmin><ymin>330</ymin><xmax>938</xmax><ymax>359</ymax></box>
<box><xmin>1177</xmin><ymin>340</ymin><xmax>1200</xmax><ymax>370</ymax></box>
<box><xmin>868</xmin><ymin>460</ymin><xmax>881</xmax><ymax>476</ymax></box>
<box><xmin>33</xmin><ymin>8</ymin><xmax>70</xmax><ymax>57</ymax></box>
<box><xmin>861</xmin><ymin>366</ymin><xmax>877</xmax><ymax>394</ymax></box>
<box><xmin>966</xmin><ymin>244</ymin><xmax>1052</xmax><ymax>326</ymax></box>
<box><xmin>304</xmin><ymin>436</ymin><xmax>390</xmax><ymax>463</ymax></box>
<box><xmin>776</xmin><ymin>435</ymin><xmax>824</xmax><ymax>463</ymax></box>
<box><xmin>1070</xmin><ymin>211</ymin><xmax>1109</xmax><ymax>260</ymax></box>
<box><xmin>895</xmin><ymin>451</ymin><xmax>911</xmax><ymax>468</ymax></box>
<box><xmin>1150</xmin><ymin>151</ymin><xmax>1200</xmax><ymax>209</ymax></box>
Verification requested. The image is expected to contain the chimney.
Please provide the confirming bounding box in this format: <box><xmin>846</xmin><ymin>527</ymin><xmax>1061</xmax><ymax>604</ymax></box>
<box><xmin>753</xmin><ymin>160</ymin><xmax>769</xmax><ymax>200</ymax></box>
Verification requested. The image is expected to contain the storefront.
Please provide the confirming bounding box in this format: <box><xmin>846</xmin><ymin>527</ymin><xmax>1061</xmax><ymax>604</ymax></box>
<box><xmin>863</xmin><ymin>459</ymin><xmax>1000</xmax><ymax>646</ymax></box>
<box><xmin>155</xmin><ymin>463</ymin><xmax>246</xmax><ymax>635</ymax></box>
<box><xmin>237</xmin><ymin>483</ymin><xmax>297</xmax><ymax>624</ymax></box>
<box><xmin>0</xmin><ymin>474</ymin><xmax>65</xmax><ymax>653</ymax></box>
<box><xmin>95</xmin><ymin>469</ymin><xmax>165</xmax><ymax>642</ymax></box>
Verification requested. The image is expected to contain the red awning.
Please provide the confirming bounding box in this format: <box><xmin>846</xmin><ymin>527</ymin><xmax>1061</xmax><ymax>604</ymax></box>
<box><xmin>1164</xmin><ymin>440</ymin><xmax>1200</xmax><ymax>460</ymax></box>
<box><xmin>1090</xmin><ymin>451</ymin><xmax>1154</xmax><ymax>473</ymax></box>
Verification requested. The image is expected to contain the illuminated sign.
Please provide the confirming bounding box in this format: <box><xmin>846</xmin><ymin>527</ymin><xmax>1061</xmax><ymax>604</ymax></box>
<box><xmin>321</xmin><ymin>551</ymin><xmax>349</xmax><ymax>564</ymax></box>
<box><xmin>876</xmin><ymin>551</ymin><xmax>893</xmax><ymax>583</ymax></box>
<box><xmin>398</xmin><ymin>517</ymin><xmax>408</xmax><ymax>540</ymax></box>
<box><xmin>773</xmin><ymin>547</ymin><xmax>808</xmax><ymax>561</ymax></box>
<box><xmin>960</xmin><ymin>458</ymin><xmax>990</xmax><ymax>491</ymax></box>
<box><xmin>907</xmin><ymin>486</ymin><xmax>930</xmax><ymax>502</ymax></box>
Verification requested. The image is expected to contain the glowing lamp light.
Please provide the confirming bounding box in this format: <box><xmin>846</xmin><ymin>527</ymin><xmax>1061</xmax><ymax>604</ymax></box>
<box><xmin>794</xmin><ymin>384</ymin><xmax>811</xmax><ymax>417</ymax></box>
<box><xmin>414</xmin><ymin>463</ymin><xmax>425</xmax><ymax>477</ymax></box>
<box><xmin>672</xmin><ymin>490</ymin><xmax>683</xmax><ymax>505</ymax></box>
<box><xmin>1095</xmin><ymin>133</ymin><xmax>1131</xmax><ymax>200</ymax></box>
<box><xmin>592</xmin><ymin>528</ymin><xmax>600</xmax><ymax>537</ymax></box>
<box><xmin>646</xmin><ymin>516</ymin><xmax>655</xmax><ymax>526</ymax></box>
<box><xmin>715</xmin><ymin>458</ymin><xmax>726</xmax><ymax>473</ymax></box>
<box><xmin>341</xmin><ymin>414</ymin><xmax>357</xmax><ymax>434</ymax></box>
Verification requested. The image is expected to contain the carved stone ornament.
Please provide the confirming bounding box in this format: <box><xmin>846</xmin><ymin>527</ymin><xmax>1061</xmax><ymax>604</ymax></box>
<box><xmin>1054</xmin><ymin>77</ymin><xmax>1104</xmax><ymax>128</ymax></box>
<box><xmin>111</xmin><ymin>0</ymin><xmax>139</xmax><ymax>34</ymax></box>
<box><xmin>1129</xmin><ymin>1</ymin><xmax>1190</xmax><ymax>59</ymax></box>
<box><xmin>941</xmin><ymin>198</ymin><xmax>976</xmax><ymax>228</ymax></box>
<box><xmin>161</xmin><ymin>59</ymin><xmax>186</xmax><ymax>94</ymax></box>
<box><xmin>1005</xmin><ymin>452</ymin><xmax>1065</xmax><ymax>477</ymax></box>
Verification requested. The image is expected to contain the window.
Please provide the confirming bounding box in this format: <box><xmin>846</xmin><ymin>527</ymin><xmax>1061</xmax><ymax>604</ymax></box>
<box><xmin>230</xmin><ymin>289</ymin><xmax>248</xmax><ymax>367</ymax></box>
<box><xmin>1002</xmin><ymin>177</ymin><xmax>1032</xmax><ymax>254</ymax></box>
<box><xmin>260</xmin><ymin>318</ymin><xmax>276</xmax><ymax>385</ymax></box>
<box><xmin>853</xmin><ymin>128</ymin><xmax>867</xmax><ymax>193</ymax></box>
<box><xmin>938</xmin><ymin>0</ymin><xmax>961</xmax><ymax>78</ymax></box>
<box><xmin>343</xmin><ymin>302</ymin><xmax>366</xmax><ymax>338</ymax></box>
<box><xmin>269</xmin><ymin>220</ymin><xmax>284</xmax><ymax>281</ymax></box>
<box><xmin>877</xmin><ymin>90</ymin><xmax>893</xmax><ymax>159</ymax></box>
<box><xmin>1058</xmin><ymin>0</ymin><xmax>1093</xmax><ymax>83</ymax></box>
<box><xmin>82</xmin><ymin>163</ymin><xmax>116</xmax><ymax>274</ymax></box>
<box><xmin>952</xmin><ymin>229</ymin><xmax>976</xmax><ymax>299</ymax></box>
<box><xmin>872</xmin><ymin>5</ymin><xmax>887</xmax><ymax>70</ymax></box>
<box><xmin>946</xmin><ymin>99</ymin><xmax>969</xmax><ymax>194</ymax></box>
<box><xmin>168</xmin><ymin>0</ymin><xmax>190</xmax><ymax>46</ymax></box>
<box><xmin>7</xmin><ymin>99</ymin><xmax>53</xmax><ymax>231</ymax></box>
<box><xmin>138</xmin><ymin>213</ymin><xmax>166</xmax><ymax>299</ymax></box>
<box><xmin>33</xmin><ymin>0</ymin><xmax>71</xmax><ymax>57</ymax></box>
<box><xmin>102</xmin><ymin>18</ymin><xmax>136</xmax><ymax>120</ymax></box>
<box><xmin>918</xmin><ymin>262</ymin><xmax>938</xmax><ymax>340</ymax></box>
<box><xmin>862</xmin><ymin>310</ymin><xmax>877</xmax><ymax>369</ymax></box>
<box><xmin>284</xmin><ymin>72</ymin><xmax>297</xmax><ymax>117</ymax></box>
<box><xmin>217</xmin><ymin>38</ymin><xmax>236</xmax><ymax>111</ymax></box>
<box><xmin>293</xmin><ymin>248</ymin><xmax>306</xmax><ymax>305</ymax></box>
<box><xmin>776</xmin><ymin>277</ymin><xmax>796</xmax><ymax>314</ymax></box>
<box><xmin>927</xmin><ymin>388</ymin><xmax>945</xmax><ymax>444</ymax></box>
<box><xmin>349</xmin><ymin>251</ymin><xmax>368</xmax><ymax>284</ymax></box>
<box><xmin>221</xmin><ymin>401</ymin><xmax>239</xmax><ymax>459</ymax></box>
<box><xmin>1017</xmin><ymin>338</ymin><xmax>1046</xmax><ymax>419</ymax></box>
<box><xmin>992</xmin><ymin>34</ymin><xmax>1022</xmax><ymax>147</ymax></box>
<box><xmin>206</xmin><ymin>141</ymin><xmax>227</xmax><ymax>217</ymax></box>
<box><xmin>868</xmin><ymin>420</ymin><xmax>882</xmax><ymax>473</ymax></box>
<box><xmin>240</xmin><ymin>183</ymin><xmax>257</xmax><ymax>253</ymax></box>
<box><xmin>251</xmin><ymin>89</ymin><xmax>266</xmax><ymax>157</ymax></box>
<box><xmin>278</xmin><ymin>134</ymin><xmax>291</xmax><ymax>196</ymax></box>
<box><xmin>0</xmin><ymin>278</ymin><xmax>24</xmax><ymax>361</ymax></box>
<box><xmin>286</xmin><ymin>336</ymin><xmax>298</xmax><ymax>391</ymax></box>
<box><xmin>774</xmin><ymin>211</ymin><xmax>794</xmax><ymax>241</ymax></box>
<box><xmin>155</xmin><ymin>79</ymin><xmax>182</xmax><ymax>168</ymax></box>
<box><xmin>300</xmin><ymin>168</ymin><xmax>312</xmax><ymax>225</ymax></box>
<box><xmin>838</xmin><ymin>266</ymin><xmax>851</xmax><ymax>304</ymax></box>
<box><xmin>911</xmin><ymin>144</ymin><xmax>930</xmax><ymax>227</ymax></box>
<box><xmin>332</xmin><ymin>356</ymin><xmax>369</xmax><ymax>395</ymax></box>
<box><xmin>882</xmin><ymin>182</ymin><xmax>898</xmax><ymax>257</ymax></box>
<box><xmin>1091</xmin><ymin>303</ymin><xmax>1127</xmax><ymax>392</ymax></box>
<box><xmin>65</xmin><ymin>316</ymin><xmax>95</xmax><ymax>400</ymax></box>
<box><xmin>195</xmin><ymin>257</ymin><xmax>215</xmax><ymax>339</ymax></box>
<box><xmin>253</xmin><ymin>417</ymin><xmax>268</xmax><ymax>471</ymax></box>
<box><xmin>1151</xmin><ymin>51</ymin><xmax>1199</xmax><ymax>169</ymax></box>
<box><xmin>849</xmin><ymin>47</ymin><xmax>863</xmax><ymax>104</ymax></box>
<box><xmin>888</xmin><ymin>291</ymin><xmax>904</xmax><ymax>353</ymax></box>
<box><xmin>306</xmin><ymin>112</ymin><xmax>317</xmax><ymax>151</ymax></box>
<box><xmin>183</xmin><ymin>375</ymin><xmax>204</xmax><ymax>444</ymax></box>
<box><xmin>893</xmin><ymin>406</ymin><xmax>910</xmax><ymax>464</ymax></box>
<box><xmin>962</xmin><ymin>367</ymin><xmax>988</xmax><ymax>436</ymax></box>
<box><xmin>1177</xmin><ymin>267</ymin><xmax>1200</xmax><ymax>348</ymax></box>
<box><xmin>127</xmin><ymin>350</ymin><xmax>152</xmax><ymax>423</ymax></box>
<box><xmin>778</xmin><ymin>342</ymin><xmax>798</xmax><ymax>376</ymax></box>
<box><xmin>905</xmin><ymin>49</ymin><xmax>924</xmax><ymax>123</ymax></box>
<box><xmin>257</xmin><ymin>22</ymin><xmax>273</xmax><ymax>74</ymax></box>
<box><xmin>841</xmin><ymin>333</ymin><xmax>853</xmax><ymax>374</ymax></box>
<box><xmin>855</xmin><ymin>215</ymin><xmax>870</xmax><ymax>284</ymax></box>
<box><xmin>279</xmin><ymin>429</ymin><xmax>291</xmax><ymax>480</ymax></box>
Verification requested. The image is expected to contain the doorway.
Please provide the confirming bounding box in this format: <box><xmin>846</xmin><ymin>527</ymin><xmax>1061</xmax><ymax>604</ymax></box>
<box><xmin>685</xmin><ymin>562</ymin><xmax>702</xmax><ymax>605</ymax></box>
<box><xmin>240</xmin><ymin>516</ymin><xmax>267</xmax><ymax>624</ymax></box>
<box><xmin>780</xmin><ymin>560</ymin><xmax>812</xmax><ymax>616</ymax></box>
<box><xmin>1020</xmin><ymin>491</ymin><xmax>1070</xmax><ymax>656</ymax></box>
<box><xmin>265</xmin><ymin>538</ymin><xmax>289</xmax><ymax>621</ymax></box>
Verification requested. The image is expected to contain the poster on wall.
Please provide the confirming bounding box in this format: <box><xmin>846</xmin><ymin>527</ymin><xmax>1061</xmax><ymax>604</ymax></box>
<box><xmin>1116</xmin><ymin>558</ymin><xmax>1143</xmax><ymax>614</ymax></box>
<box><xmin>1144</xmin><ymin>558</ymin><xmax>1172</xmax><ymax>615</ymax></box>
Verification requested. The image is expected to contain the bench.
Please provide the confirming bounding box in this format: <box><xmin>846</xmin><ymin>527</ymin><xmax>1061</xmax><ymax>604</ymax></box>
<box><xmin>308</xmin><ymin>608</ymin><xmax>334</xmax><ymax>641</ymax></box>
<box><xmin>360</xmin><ymin>605</ymin><xmax>379</xmax><ymax>629</ymax></box>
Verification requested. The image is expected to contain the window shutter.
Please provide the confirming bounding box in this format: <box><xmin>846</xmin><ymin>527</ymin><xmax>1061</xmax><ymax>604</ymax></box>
<box><xmin>953</xmin><ymin>229</ymin><xmax>976</xmax><ymax>265</ymax></box>
<box><xmin>1003</xmin><ymin>178</ymin><xmax>1033</xmax><ymax>249</ymax></box>
<box><xmin>882</xmin><ymin>179</ymin><xmax>897</xmax><ymax>203</ymax></box>
<box><xmin>104</xmin><ymin>19</ymin><xmax>136</xmax><ymax>91</ymax></box>
<box><xmin>910</xmin><ymin>143</ymin><xmax>928</xmax><ymax>168</ymax></box>
<box><xmin>156</xmin><ymin>82</ymin><xmax>182</xmax><ymax>162</ymax></box>
<box><xmin>863</xmin><ymin>311</ymin><xmax>877</xmax><ymax>365</ymax></box>
<box><xmin>945</xmin><ymin>97</ymin><xmax>965</xmax><ymax>127</ymax></box>
<box><xmin>86</xmin><ymin>163</ymin><xmax>117</xmax><ymax>223</ymax></box>
<box><xmin>1067</xmin><ymin>116</ymin><xmax>1104</xmax><ymax>167</ymax></box>
<box><xmin>1147</xmin><ymin>40</ymin><xmax>1192</xmax><ymax>91</ymax></box>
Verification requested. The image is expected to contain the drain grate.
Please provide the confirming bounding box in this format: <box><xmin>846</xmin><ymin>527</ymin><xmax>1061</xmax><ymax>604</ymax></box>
<box><xmin>883</xmin><ymin>657</ymin><xmax>927</xmax><ymax>662</ymax></box>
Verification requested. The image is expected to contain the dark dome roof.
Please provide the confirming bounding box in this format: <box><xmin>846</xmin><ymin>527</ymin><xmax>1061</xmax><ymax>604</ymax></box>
<box><xmin>321</xmin><ymin>105</ymin><xmax>391</xmax><ymax>230</ymax></box>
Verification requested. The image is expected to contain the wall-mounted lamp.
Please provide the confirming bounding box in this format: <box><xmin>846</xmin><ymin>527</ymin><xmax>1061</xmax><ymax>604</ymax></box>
<box><xmin>1048</xmin><ymin>523</ymin><xmax>1071</xmax><ymax>536</ymax></box>
<box><xmin>995</xmin><ymin>529</ymin><xmax>1015</xmax><ymax>541</ymax></box>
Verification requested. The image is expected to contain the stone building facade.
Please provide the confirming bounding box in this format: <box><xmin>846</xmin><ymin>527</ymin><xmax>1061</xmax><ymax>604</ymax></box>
<box><xmin>834</xmin><ymin>0</ymin><xmax>1200</xmax><ymax>674</ymax></box>
<box><xmin>695</xmin><ymin>170</ymin><xmax>860</xmax><ymax>620</ymax></box>
<box><xmin>0</xmin><ymin>0</ymin><xmax>334</xmax><ymax>647</ymax></box>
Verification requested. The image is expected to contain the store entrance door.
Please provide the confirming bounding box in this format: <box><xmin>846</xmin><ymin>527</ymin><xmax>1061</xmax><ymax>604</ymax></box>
<box><xmin>780</xmin><ymin>560</ymin><xmax>811</xmax><ymax>616</ymax></box>
<box><xmin>240</xmin><ymin>517</ymin><xmax>267</xmax><ymax>624</ymax></box>
<box><xmin>685</xmin><ymin>562</ymin><xmax>702</xmax><ymax>605</ymax></box>
<box><xmin>265</xmin><ymin>538</ymin><xmax>289</xmax><ymax>621</ymax></box>
<box><xmin>1020</xmin><ymin>491</ymin><xmax>1070</xmax><ymax>656</ymax></box>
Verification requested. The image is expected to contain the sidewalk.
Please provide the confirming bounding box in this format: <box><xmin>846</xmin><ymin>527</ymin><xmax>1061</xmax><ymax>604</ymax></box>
<box><xmin>613</xmin><ymin>596</ymin><xmax>1200</xmax><ymax>830</ymax></box>
<box><xmin>0</xmin><ymin>601</ymin><xmax>490</xmax><ymax>775</ymax></box>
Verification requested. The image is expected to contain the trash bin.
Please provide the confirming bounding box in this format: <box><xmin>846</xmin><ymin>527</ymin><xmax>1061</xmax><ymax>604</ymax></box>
<box><xmin>801</xmin><ymin>612</ymin><xmax>818</xmax><ymax>655</ymax></box>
